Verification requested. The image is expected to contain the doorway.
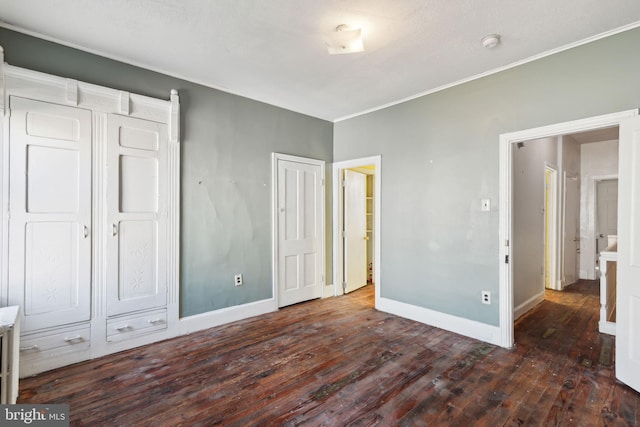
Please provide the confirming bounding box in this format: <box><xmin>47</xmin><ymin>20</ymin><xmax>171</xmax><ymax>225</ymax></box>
<box><xmin>595</xmin><ymin>178</ymin><xmax>618</xmax><ymax>277</ymax></box>
<box><xmin>498</xmin><ymin>109</ymin><xmax>637</xmax><ymax>348</ymax></box>
<box><xmin>563</xmin><ymin>173</ymin><xmax>580</xmax><ymax>287</ymax></box>
<box><xmin>272</xmin><ymin>153</ymin><xmax>326</xmax><ymax>308</ymax></box>
<box><xmin>544</xmin><ymin>165</ymin><xmax>559</xmax><ymax>290</ymax></box>
<box><xmin>343</xmin><ymin>168</ymin><xmax>374</xmax><ymax>293</ymax></box>
<box><xmin>333</xmin><ymin>156</ymin><xmax>381</xmax><ymax>306</ymax></box>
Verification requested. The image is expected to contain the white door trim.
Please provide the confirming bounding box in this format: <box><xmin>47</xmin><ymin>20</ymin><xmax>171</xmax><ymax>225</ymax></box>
<box><xmin>544</xmin><ymin>163</ymin><xmax>559</xmax><ymax>291</ymax></box>
<box><xmin>332</xmin><ymin>156</ymin><xmax>381</xmax><ymax>306</ymax></box>
<box><xmin>272</xmin><ymin>153</ymin><xmax>326</xmax><ymax>308</ymax></box>
<box><xmin>593</xmin><ymin>176</ymin><xmax>619</xmax><ymax>277</ymax></box>
<box><xmin>498</xmin><ymin>109</ymin><xmax>638</xmax><ymax>348</ymax></box>
<box><xmin>561</xmin><ymin>172</ymin><xmax>580</xmax><ymax>289</ymax></box>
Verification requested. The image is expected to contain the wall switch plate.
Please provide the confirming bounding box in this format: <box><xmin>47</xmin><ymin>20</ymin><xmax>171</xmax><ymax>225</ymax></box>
<box><xmin>482</xmin><ymin>291</ymin><xmax>491</xmax><ymax>304</ymax></box>
<box><xmin>234</xmin><ymin>274</ymin><xmax>243</xmax><ymax>286</ymax></box>
<box><xmin>481</xmin><ymin>199</ymin><xmax>491</xmax><ymax>212</ymax></box>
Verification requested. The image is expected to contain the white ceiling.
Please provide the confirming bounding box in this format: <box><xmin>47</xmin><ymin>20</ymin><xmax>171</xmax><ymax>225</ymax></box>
<box><xmin>1</xmin><ymin>1</ymin><xmax>640</xmax><ymax>122</ymax></box>
<box><xmin>567</xmin><ymin>127</ymin><xmax>619</xmax><ymax>144</ymax></box>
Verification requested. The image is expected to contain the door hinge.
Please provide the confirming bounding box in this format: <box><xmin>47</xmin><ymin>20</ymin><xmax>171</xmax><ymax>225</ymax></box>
<box><xmin>321</xmin><ymin>178</ymin><xmax>324</xmax><ymax>186</ymax></box>
<box><xmin>342</xmin><ymin>281</ymin><xmax>347</xmax><ymax>291</ymax></box>
<box><xmin>342</xmin><ymin>230</ymin><xmax>346</xmax><ymax>238</ymax></box>
<box><xmin>342</xmin><ymin>180</ymin><xmax>346</xmax><ymax>187</ymax></box>
<box><xmin>505</xmin><ymin>255</ymin><xmax>509</xmax><ymax>264</ymax></box>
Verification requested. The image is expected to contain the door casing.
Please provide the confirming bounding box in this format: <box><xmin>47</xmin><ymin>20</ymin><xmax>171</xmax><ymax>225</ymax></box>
<box><xmin>272</xmin><ymin>153</ymin><xmax>326</xmax><ymax>308</ymax></box>
<box><xmin>544</xmin><ymin>164</ymin><xmax>559</xmax><ymax>290</ymax></box>
<box><xmin>562</xmin><ymin>173</ymin><xmax>580</xmax><ymax>288</ymax></box>
<box><xmin>498</xmin><ymin>109</ymin><xmax>638</xmax><ymax>349</ymax></box>
<box><xmin>343</xmin><ymin>169</ymin><xmax>368</xmax><ymax>293</ymax></box>
<box><xmin>332</xmin><ymin>156</ymin><xmax>381</xmax><ymax>304</ymax></box>
<box><xmin>595</xmin><ymin>178</ymin><xmax>619</xmax><ymax>276</ymax></box>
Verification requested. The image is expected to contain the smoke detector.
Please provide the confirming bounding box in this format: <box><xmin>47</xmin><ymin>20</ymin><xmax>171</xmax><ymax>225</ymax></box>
<box><xmin>481</xmin><ymin>34</ymin><xmax>501</xmax><ymax>49</ymax></box>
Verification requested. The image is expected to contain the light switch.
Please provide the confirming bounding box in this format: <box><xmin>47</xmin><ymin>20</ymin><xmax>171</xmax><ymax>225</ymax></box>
<box><xmin>481</xmin><ymin>199</ymin><xmax>490</xmax><ymax>212</ymax></box>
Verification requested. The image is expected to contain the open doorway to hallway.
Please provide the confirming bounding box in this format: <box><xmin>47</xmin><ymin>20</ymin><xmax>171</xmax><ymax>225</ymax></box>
<box><xmin>333</xmin><ymin>156</ymin><xmax>381</xmax><ymax>308</ymax></box>
<box><xmin>500</xmin><ymin>109</ymin><xmax>640</xmax><ymax>392</ymax></box>
<box><xmin>511</xmin><ymin>126</ymin><xmax>619</xmax><ymax>321</ymax></box>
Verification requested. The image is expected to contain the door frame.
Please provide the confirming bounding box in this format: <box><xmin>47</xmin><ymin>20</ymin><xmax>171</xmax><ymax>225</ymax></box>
<box><xmin>561</xmin><ymin>172</ymin><xmax>580</xmax><ymax>288</ymax></box>
<box><xmin>593</xmin><ymin>176</ymin><xmax>619</xmax><ymax>278</ymax></box>
<box><xmin>343</xmin><ymin>169</ymin><xmax>369</xmax><ymax>294</ymax></box>
<box><xmin>544</xmin><ymin>164</ymin><xmax>559</xmax><ymax>290</ymax></box>
<box><xmin>272</xmin><ymin>153</ymin><xmax>326</xmax><ymax>308</ymax></box>
<box><xmin>498</xmin><ymin>109</ymin><xmax>638</xmax><ymax>348</ymax></box>
<box><xmin>332</xmin><ymin>156</ymin><xmax>381</xmax><ymax>305</ymax></box>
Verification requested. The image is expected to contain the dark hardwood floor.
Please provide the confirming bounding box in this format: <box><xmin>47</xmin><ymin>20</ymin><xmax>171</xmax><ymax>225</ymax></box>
<box><xmin>19</xmin><ymin>281</ymin><xmax>639</xmax><ymax>426</ymax></box>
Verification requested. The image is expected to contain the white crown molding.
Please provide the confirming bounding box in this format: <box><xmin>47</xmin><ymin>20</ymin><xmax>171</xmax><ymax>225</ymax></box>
<box><xmin>334</xmin><ymin>20</ymin><xmax>640</xmax><ymax>122</ymax></box>
<box><xmin>2</xmin><ymin>19</ymin><xmax>640</xmax><ymax>123</ymax></box>
<box><xmin>0</xmin><ymin>22</ymin><xmax>311</xmax><ymax>120</ymax></box>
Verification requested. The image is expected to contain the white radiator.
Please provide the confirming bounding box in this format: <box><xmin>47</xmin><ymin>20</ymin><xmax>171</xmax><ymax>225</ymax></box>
<box><xmin>0</xmin><ymin>306</ymin><xmax>20</xmax><ymax>404</ymax></box>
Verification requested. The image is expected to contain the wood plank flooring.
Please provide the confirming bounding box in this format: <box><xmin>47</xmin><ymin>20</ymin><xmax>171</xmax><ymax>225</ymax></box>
<box><xmin>18</xmin><ymin>280</ymin><xmax>640</xmax><ymax>426</ymax></box>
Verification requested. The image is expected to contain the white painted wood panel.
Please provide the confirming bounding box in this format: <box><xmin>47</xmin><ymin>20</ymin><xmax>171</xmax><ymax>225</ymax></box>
<box><xmin>276</xmin><ymin>156</ymin><xmax>324</xmax><ymax>307</ymax></box>
<box><xmin>344</xmin><ymin>169</ymin><xmax>367</xmax><ymax>293</ymax></box>
<box><xmin>1</xmin><ymin>63</ymin><xmax>181</xmax><ymax>377</ymax></box>
<box><xmin>563</xmin><ymin>174</ymin><xmax>579</xmax><ymax>287</ymax></box>
<box><xmin>106</xmin><ymin>114</ymin><xmax>167</xmax><ymax>316</ymax></box>
<box><xmin>616</xmin><ymin>115</ymin><xmax>640</xmax><ymax>392</ymax></box>
<box><xmin>8</xmin><ymin>97</ymin><xmax>91</xmax><ymax>332</ymax></box>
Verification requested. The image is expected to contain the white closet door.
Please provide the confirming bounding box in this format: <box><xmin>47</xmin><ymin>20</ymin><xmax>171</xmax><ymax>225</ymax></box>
<box><xmin>344</xmin><ymin>169</ymin><xmax>368</xmax><ymax>293</ymax></box>
<box><xmin>8</xmin><ymin>97</ymin><xmax>92</xmax><ymax>331</ymax></box>
<box><xmin>276</xmin><ymin>157</ymin><xmax>324</xmax><ymax>308</ymax></box>
<box><xmin>106</xmin><ymin>114</ymin><xmax>167</xmax><ymax>316</ymax></box>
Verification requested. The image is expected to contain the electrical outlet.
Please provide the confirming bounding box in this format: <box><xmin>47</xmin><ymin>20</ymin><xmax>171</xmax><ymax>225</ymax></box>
<box><xmin>234</xmin><ymin>274</ymin><xmax>243</xmax><ymax>286</ymax></box>
<box><xmin>482</xmin><ymin>291</ymin><xmax>491</xmax><ymax>305</ymax></box>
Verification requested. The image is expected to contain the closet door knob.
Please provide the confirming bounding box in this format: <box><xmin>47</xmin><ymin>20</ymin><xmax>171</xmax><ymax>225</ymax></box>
<box><xmin>84</xmin><ymin>225</ymin><xmax>89</xmax><ymax>238</ymax></box>
<box><xmin>112</xmin><ymin>224</ymin><xmax>118</xmax><ymax>236</ymax></box>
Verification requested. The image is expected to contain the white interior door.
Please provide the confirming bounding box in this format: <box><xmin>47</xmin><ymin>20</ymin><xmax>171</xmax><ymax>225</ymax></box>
<box><xmin>344</xmin><ymin>169</ymin><xmax>367</xmax><ymax>293</ymax></box>
<box><xmin>616</xmin><ymin>115</ymin><xmax>640</xmax><ymax>392</ymax></box>
<box><xmin>106</xmin><ymin>114</ymin><xmax>167</xmax><ymax>316</ymax></box>
<box><xmin>8</xmin><ymin>97</ymin><xmax>92</xmax><ymax>331</ymax></box>
<box><xmin>563</xmin><ymin>174</ymin><xmax>579</xmax><ymax>287</ymax></box>
<box><xmin>276</xmin><ymin>155</ymin><xmax>324</xmax><ymax>308</ymax></box>
<box><xmin>596</xmin><ymin>179</ymin><xmax>618</xmax><ymax>258</ymax></box>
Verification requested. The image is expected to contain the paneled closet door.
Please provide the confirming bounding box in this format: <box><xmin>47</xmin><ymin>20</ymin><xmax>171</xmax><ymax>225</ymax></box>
<box><xmin>8</xmin><ymin>97</ymin><xmax>92</xmax><ymax>331</ymax></box>
<box><xmin>106</xmin><ymin>114</ymin><xmax>167</xmax><ymax>316</ymax></box>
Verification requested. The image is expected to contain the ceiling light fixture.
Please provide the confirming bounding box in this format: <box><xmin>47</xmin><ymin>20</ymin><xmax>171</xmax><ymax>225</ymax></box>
<box><xmin>326</xmin><ymin>24</ymin><xmax>364</xmax><ymax>55</ymax></box>
<box><xmin>481</xmin><ymin>34</ymin><xmax>501</xmax><ymax>49</ymax></box>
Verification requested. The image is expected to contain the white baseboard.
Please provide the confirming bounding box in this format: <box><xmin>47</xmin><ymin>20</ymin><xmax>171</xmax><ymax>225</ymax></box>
<box><xmin>178</xmin><ymin>298</ymin><xmax>277</xmax><ymax>336</ymax></box>
<box><xmin>322</xmin><ymin>283</ymin><xmax>335</xmax><ymax>298</ymax></box>
<box><xmin>376</xmin><ymin>297</ymin><xmax>502</xmax><ymax>346</ymax></box>
<box><xmin>514</xmin><ymin>291</ymin><xmax>545</xmax><ymax>320</ymax></box>
<box><xmin>599</xmin><ymin>320</ymin><xmax>616</xmax><ymax>336</ymax></box>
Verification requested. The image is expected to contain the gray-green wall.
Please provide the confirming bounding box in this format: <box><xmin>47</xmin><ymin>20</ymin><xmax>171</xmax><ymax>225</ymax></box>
<box><xmin>0</xmin><ymin>28</ymin><xmax>333</xmax><ymax>317</ymax></box>
<box><xmin>334</xmin><ymin>27</ymin><xmax>640</xmax><ymax>326</ymax></box>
